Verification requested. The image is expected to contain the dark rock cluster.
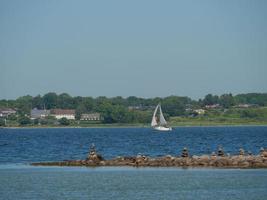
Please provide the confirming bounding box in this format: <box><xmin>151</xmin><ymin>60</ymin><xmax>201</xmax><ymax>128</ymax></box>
<box><xmin>31</xmin><ymin>146</ymin><xmax>267</xmax><ymax>169</ymax></box>
<box><xmin>181</xmin><ymin>147</ymin><xmax>189</xmax><ymax>157</ymax></box>
<box><xmin>85</xmin><ymin>144</ymin><xmax>104</xmax><ymax>165</ymax></box>
<box><xmin>217</xmin><ymin>146</ymin><xmax>225</xmax><ymax>156</ymax></box>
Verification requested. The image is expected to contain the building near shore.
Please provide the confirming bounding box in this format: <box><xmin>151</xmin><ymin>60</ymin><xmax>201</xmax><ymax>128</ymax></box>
<box><xmin>80</xmin><ymin>113</ymin><xmax>101</xmax><ymax>121</ymax></box>
<box><xmin>205</xmin><ymin>104</ymin><xmax>221</xmax><ymax>109</ymax></box>
<box><xmin>50</xmin><ymin>109</ymin><xmax>75</xmax><ymax>120</ymax></box>
<box><xmin>193</xmin><ymin>109</ymin><xmax>205</xmax><ymax>115</ymax></box>
<box><xmin>234</xmin><ymin>104</ymin><xmax>258</xmax><ymax>108</ymax></box>
<box><xmin>0</xmin><ymin>108</ymin><xmax>16</xmax><ymax>118</ymax></box>
<box><xmin>30</xmin><ymin>108</ymin><xmax>50</xmax><ymax>119</ymax></box>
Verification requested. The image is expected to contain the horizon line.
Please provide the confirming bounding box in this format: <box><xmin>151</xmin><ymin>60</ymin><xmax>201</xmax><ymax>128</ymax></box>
<box><xmin>1</xmin><ymin>91</ymin><xmax>267</xmax><ymax>101</ymax></box>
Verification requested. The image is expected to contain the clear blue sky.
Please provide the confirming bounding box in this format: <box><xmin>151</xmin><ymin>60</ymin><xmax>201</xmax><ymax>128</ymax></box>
<box><xmin>1</xmin><ymin>0</ymin><xmax>267</xmax><ymax>100</ymax></box>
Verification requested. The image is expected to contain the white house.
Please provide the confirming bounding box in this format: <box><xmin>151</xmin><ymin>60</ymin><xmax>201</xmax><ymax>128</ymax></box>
<box><xmin>205</xmin><ymin>104</ymin><xmax>220</xmax><ymax>109</ymax></box>
<box><xmin>50</xmin><ymin>109</ymin><xmax>75</xmax><ymax>120</ymax></box>
<box><xmin>0</xmin><ymin>108</ymin><xmax>16</xmax><ymax>118</ymax></box>
<box><xmin>194</xmin><ymin>109</ymin><xmax>205</xmax><ymax>115</ymax></box>
<box><xmin>80</xmin><ymin>113</ymin><xmax>101</xmax><ymax>121</ymax></box>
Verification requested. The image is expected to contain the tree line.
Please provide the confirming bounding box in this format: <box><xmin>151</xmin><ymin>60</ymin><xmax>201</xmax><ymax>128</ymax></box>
<box><xmin>0</xmin><ymin>92</ymin><xmax>267</xmax><ymax>124</ymax></box>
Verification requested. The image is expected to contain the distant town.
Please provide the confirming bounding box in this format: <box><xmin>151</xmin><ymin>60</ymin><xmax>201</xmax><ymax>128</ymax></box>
<box><xmin>0</xmin><ymin>92</ymin><xmax>267</xmax><ymax>127</ymax></box>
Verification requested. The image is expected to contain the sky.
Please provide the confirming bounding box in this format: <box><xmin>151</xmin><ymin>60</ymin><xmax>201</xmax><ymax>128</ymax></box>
<box><xmin>1</xmin><ymin>0</ymin><xmax>267</xmax><ymax>100</ymax></box>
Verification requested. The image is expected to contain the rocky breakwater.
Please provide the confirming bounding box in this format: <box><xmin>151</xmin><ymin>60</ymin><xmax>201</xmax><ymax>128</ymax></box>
<box><xmin>31</xmin><ymin>145</ymin><xmax>267</xmax><ymax>168</ymax></box>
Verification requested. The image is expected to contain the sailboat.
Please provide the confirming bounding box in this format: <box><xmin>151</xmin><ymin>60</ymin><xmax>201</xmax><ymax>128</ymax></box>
<box><xmin>151</xmin><ymin>104</ymin><xmax>172</xmax><ymax>131</ymax></box>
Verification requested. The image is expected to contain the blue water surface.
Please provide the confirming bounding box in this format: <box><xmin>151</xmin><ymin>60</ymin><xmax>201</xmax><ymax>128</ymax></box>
<box><xmin>1</xmin><ymin>126</ymin><xmax>267</xmax><ymax>200</ymax></box>
<box><xmin>0</xmin><ymin>126</ymin><xmax>267</xmax><ymax>164</ymax></box>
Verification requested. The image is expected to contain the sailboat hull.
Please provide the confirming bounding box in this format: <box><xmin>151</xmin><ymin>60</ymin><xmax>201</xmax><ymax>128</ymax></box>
<box><xmin>153</xmin><ymin>126</ymin><xmax>172</xmax><ymax>131</ymax></box>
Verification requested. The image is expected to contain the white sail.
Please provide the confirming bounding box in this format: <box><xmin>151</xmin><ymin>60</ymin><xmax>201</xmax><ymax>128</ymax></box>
<box><xmin>159</xmin><ymin>105</ymin><xmax>167</xmax><ymax>126</ymax></box>
<box><xmin>151</xmin><ymin>104</ymin><xmax>159</xmax><ymax>127</ymax></box>
<box><xmin>151</xmin><ymin>103</ymin><xmax>172</xmax><ymax>131</ymax></box>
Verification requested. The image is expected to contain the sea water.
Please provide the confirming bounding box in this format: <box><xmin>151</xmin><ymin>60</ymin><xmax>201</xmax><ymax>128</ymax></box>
<box><xmin>0</xmin><ymin>126</ymin><xmax>267</xmax><ymax>199</ymax></box>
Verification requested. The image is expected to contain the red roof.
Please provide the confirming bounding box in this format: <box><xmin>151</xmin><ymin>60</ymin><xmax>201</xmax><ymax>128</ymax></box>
<box><xmin>50</xmin><ymin>109</ymin><xmax>75</xmax><ymax>115</ymax></box>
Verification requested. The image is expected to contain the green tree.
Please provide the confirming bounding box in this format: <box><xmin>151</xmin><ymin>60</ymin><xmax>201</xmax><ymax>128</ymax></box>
<box><xmin>0</xmin><ymin>99</ymin><xmax>16</xmax><ymax>109</ymax></box>
<box><xmin>40</xmin><ymin>116</ymin><xmax>56</xmax><ymax>125</ymax></box>
<box><xmin>33</xmin><ymin>118</ymin><xmax>39</xmax><ymax>125</ymax></box>
<box><xmin>95</xmin><ymin>96</ymin><xmax>111</xmax><ymax>109</ymax></box>
<box><xmin>161</xmin><ymin>96</ymin><xmax>189</xmax><ymax>116</ymax></box>
<box><xmin>18</xmin><ymin>116</ymin><xmax>31</xmax><ymax>126</ymax></box>
<box><xmin>110</xmin><ymin>105</ymin><xmax>129</xmax><ymax>123</ymax></box>
<box><xmin>111</xmin><ymin>96</ymin><xmax>126</xmax><ymax>106</ymax></box>
<box><xmin>75</xmin><ymin>104</ymin><xmax>87</xmax><ymax>120</ymax></box>
<box><xmin>8</xmin><ymin>114</ymin><xmax>17</xmax><ymax>121</ymax></box>
<box><xmin>82</xmin><ymin>97</ymin><xmax>94</xmax><ymax>111</ymax></box>
<box><xmin>43</xmin><ymin>92</ymin><xmax>58</xmax><ymax>109</ymax></box>
<box><xmin>57</xmin><ymin>93</ymin><xmax>73</xmax><ymax>109</ymax></box>
<box><xmin>32</xmin><ymin>95</ymin><xmax>43</xmax><ymax>109</ymax></box>
<box><xmin>39</xmin><ymin>116</ymin><xmax>57</xmax><ymax>125</ymax></box>
<box><xmin>235</xmin><ymin>93</ymin><xmax>267</xmax><ymax>106</ymax></box>
<box><xmin>72</xmin><ymin>96</ymin><xmax>83</xmax><ymax>109</ymax></box>
<box><xmin>131</xmin><ymin>110</ymin><xmax>152</xmax><ymax>123</ymax></box>
<box><xmin>219</xmin><ymin>94</ymin><xmax>235</xmax><ymax>108</ymax></box>
<box><xmin>98</xmin><ymin>102</ymin><xmax>114</xmax><ymax>123</ymax></box>
<box><xmin>0</xmin><ymin>119</ymin><xmax>5</xmax><ymax>126</ymax></box>
<box><xmin>240</xmin><ymin>110</ymin><xmax>258</xmax><ymax>118</ymax></box>
<box><xmin>58</xmin><ymin>117</ymin><xmax>70</xmax><ymax>126</ymax></box>
<box><xmin>16</xmin><ymin>95</ymin><xmax>33</xmax><ymax>115</ymax></box>
<box><xmin>126</xmin><ymin>96</ymin><xmax>142</xmax><ymax>106</ymax></box>
<box><xmin>40</xmin><ymin>119</ymin><xmax>48</xmax><ymax>125</ymax></box>
<box><xmin>203</xmin><ymin>94</ymin><xmax>219</xmax><ymax>105</ymax></box>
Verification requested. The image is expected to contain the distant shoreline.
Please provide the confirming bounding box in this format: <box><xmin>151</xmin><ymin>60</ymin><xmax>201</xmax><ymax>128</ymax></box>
<box><xmin>2</xmin><ymin>124</ymin><xmax>267</xmax><ymax>129</ymax></box>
